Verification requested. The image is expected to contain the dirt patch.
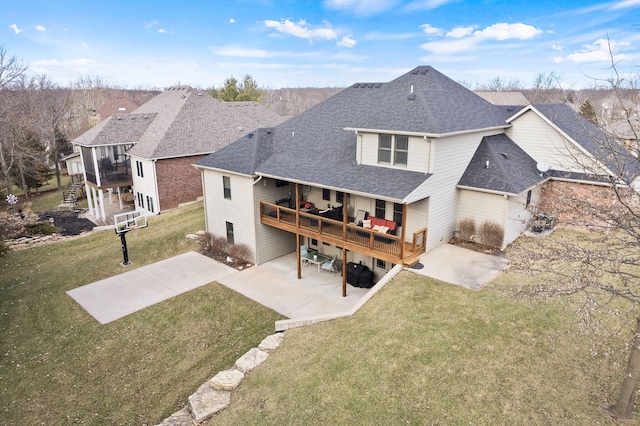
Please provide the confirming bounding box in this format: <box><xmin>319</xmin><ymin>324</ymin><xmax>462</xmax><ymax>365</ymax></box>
<box><xmin>38</xmin><ymin>211</ymin><xmax>95</xmax><ymax>236</ymax></box>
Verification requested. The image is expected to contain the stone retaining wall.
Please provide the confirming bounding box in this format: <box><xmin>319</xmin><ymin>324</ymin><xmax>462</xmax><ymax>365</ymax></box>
<box><xmin>157</xmin><ymin>333</ymin><xmax>284</xmax><ymax>425</ymax></box>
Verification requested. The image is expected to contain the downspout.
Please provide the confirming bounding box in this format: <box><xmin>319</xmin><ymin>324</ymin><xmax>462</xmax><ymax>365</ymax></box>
<box><xmin>153</xmin><ymin>159</ymin><xmax>160</xmax><ymax>213</ymax></box>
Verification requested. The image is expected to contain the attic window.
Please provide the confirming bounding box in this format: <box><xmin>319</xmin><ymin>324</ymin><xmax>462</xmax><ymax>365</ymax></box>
<box><xmin>378</xmin><ymin>134</ymin><xmax>408</xmax><ymax>166</ymax></box>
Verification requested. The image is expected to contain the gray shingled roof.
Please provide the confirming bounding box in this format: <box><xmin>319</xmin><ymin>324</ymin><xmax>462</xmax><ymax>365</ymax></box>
<box><xmin>73</xmin><ymin>87</ymin><xmax>286</xmax><ymax>160</ymax></box>
<box><xmin>458</xmin><ymin>134</ymin><xmax>545</xmax><ymax>194</ymax></box>
<box><xmin>73</xmin><ymin>113</ymin><xmax>157</xmax><ymax>146</ymax></box>
<box><xmin>531</xmin><ymin>103</ymin><xmax>640</xmax><ymax>182</ymax></box>
<box><xmin>197</xmin><ymin>66</ymin><xmax>509</xmax><ymax>201</ymax></box>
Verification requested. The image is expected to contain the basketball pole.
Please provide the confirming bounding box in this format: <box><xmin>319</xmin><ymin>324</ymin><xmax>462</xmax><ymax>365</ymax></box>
<box><xmin>118</xmin><ymin>229</ymin><xmax>131</xmax><ymax>266</ymax></box>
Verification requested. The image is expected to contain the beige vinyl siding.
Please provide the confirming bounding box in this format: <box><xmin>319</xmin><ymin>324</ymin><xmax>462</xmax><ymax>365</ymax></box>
<box><xmin>507</xmin><ymin>111</ymin><xmax>601</xmax><ymax>173</ymax></box>
<box><xmin>131</xmin><ymin>157</ymin><xmax>159</xmax><ymax>214</ymax></box>
<box><xmin>358</xmin><ymin>132</ymin><xmax>430</xmax><ymax>173</ymax></box>
<box><xmin>411</xmin><ymin>130</ymin><xmax>506</xmax><ymax>250</ymax></box>
<box><xmin>504</xmin><ymin>187</ymin><xmax>539</xmax><ymax>246</ymax></box>
<box><xmin>406</xmin><ymin>198</ymin><xmax>429</xmax><ymax>236</ymax></box>
<box><xmin>253</xmin><ymin>178</ymin><xmax>296</xmax><ymax>264</ymax></box>
<box><xmin>457</xmin><ymin>190</ymin><xmax>507</xmax><ymax>231</ymax></box>
<box><xmin>202</xmin><ymin>170</ymin><xmax>258</xmax><ymax>263</ymax></box>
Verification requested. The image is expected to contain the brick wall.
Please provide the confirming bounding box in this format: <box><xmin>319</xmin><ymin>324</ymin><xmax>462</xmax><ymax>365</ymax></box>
<box><xmin>155</xmin><ymin>155</ymin><xmax>207</xmax><ymax>211</ymax></box>
<box><xmin>537</xmin><ymin>179</ymin><xmax>624</xmax><ymax>231</ymax></box>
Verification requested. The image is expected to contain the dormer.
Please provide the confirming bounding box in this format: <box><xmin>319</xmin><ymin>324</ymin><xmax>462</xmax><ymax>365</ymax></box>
<box><xmin>349</xmin><ymin>128</ymin><xmax>434</xmax><ymax>174</ymax></box>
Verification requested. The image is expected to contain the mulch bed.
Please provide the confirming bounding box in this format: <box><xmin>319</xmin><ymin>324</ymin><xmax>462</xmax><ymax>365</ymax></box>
<box><xmin>39</xmin><ymin>210</ymin><xmax>96</xmax><ymax>236</ymax></box>
<box><xmin>449</xmin><ymin>237</ymin><xmax>505</xmax><ymax>257</ymax></box>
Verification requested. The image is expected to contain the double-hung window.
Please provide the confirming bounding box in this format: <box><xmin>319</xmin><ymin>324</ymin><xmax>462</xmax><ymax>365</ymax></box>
<box><xmin>223</xmin><ymin>176</ymin><xmax>231</xmax><ymax>200</ymax></box>
<box><xmin>378</xmin><ymin>134</ymin><xmax>408</xmax><ymax>166</ymax></box>
<box><xmin>375</xmin><ymin>199</ymin><xmax>386</xmax><ymax>219</ymax></box>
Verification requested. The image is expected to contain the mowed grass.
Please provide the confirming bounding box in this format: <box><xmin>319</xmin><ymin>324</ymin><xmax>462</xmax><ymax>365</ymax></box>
<box><xmin>212</xmin><ymin>266</ymin><xmax>632</xmax><ymax>424</ymax></box>
<box><xmin>0</xmin><ymin>201</ymin><xmax>284</xmax><ymax>424</ymax></box>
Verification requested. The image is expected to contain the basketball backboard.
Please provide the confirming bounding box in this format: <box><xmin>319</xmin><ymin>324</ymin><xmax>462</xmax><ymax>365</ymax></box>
<box><xmin>114</xmin><ymin>211</ymin><xmax>148</xmax><ymax>234</ymax></box>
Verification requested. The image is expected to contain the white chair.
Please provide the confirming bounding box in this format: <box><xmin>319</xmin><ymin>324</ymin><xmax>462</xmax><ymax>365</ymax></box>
<box><xmin>300</xmin><ymin>245</ymin><xmax>311</xmax><ymax>266</ymax></box>
<box><xmin>321</xmin><ymin>255</ymin><xmax>338</xmax><ymax>274</ymax></box>
<box><xmin>353</xmin><ymin>209</ymin><xmax>368</xmax><ymax>225</ymax></box>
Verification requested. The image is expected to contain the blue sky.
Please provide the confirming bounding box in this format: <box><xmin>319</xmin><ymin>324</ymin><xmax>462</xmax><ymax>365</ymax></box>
<box><xmin>3</xmin><ymin>0</ymin><xmax>640</xmax><ymax>89</ymax></box>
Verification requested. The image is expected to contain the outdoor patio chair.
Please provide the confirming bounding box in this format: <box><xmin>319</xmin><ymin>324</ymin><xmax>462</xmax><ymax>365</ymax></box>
<box><xmin>321</xmin><ymin>255</ymin><xmax>338</xmax><ymax>274</ymax></box>
<box><xmin>300</xmin><ymin>245</ymin><xmax>311</xmax><ymax>265</ymax></box>
<box><xmin>353</xmin><ymin>209</ymin><xmax>368</xmax><ymax>225</ymax></box>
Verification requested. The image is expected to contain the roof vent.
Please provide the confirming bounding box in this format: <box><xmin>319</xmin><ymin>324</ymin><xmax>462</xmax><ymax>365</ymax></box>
<box><xmin>501</xmin><ymin>152</ymin><xmax>507</xmax><ymax>159</ymax></box>
<box><xmin>408</xmin><ymin>94</ymin><xmax>416</xmax><ymax>101</ymax></box>
<box><xmin>485</xmin><ymin>160</ymin><xmax>490</xmax><ymax>169</ymax></box>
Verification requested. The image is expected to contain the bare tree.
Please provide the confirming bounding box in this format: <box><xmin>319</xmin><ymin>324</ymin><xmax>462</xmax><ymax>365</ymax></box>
<box><xmin>508</xmin><ymin>51</ymin><xmax>640</xmax><ymax>418</ymax></box>
<box><xmin>0</xmin><ymin>46</ymin><xmax>27</xmax><ymax>90</ymax></box>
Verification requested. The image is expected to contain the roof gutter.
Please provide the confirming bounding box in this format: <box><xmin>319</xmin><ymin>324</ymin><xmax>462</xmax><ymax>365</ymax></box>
<box><xmin>344</xmin><ymin>125</ymin><xmax>510</xmax><ymax>138</ymax></box>
<box><xmin>257</xmin><ymin>172</ymin><xmax>405</xmax><ymax>203</ymax></box>
<box><xmin>456</xmin><ymin>184</ymin><xmax>519</xmax><ymax>197</ymax></box>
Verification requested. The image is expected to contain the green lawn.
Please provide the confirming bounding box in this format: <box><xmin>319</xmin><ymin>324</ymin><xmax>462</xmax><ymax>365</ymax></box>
<box><xmin>0</xmin><ymin>201</ymin><xmax>284</xmax><ymax>424</ymax></box>
<box><xmin>2</xmin><ymin>201</ymin><xmax>636</xmax><ymax>424</ymax></box>
<box><xmin>211</xmin><ymin>236</ymin><xmax>634</xmax><ymax>425</ymax></box>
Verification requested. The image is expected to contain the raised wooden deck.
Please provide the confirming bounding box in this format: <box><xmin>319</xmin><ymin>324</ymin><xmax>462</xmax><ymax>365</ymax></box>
<box><xmin>260</xmin><ymin>201</ymin><xmax>427</xmax><ymax>266</ymax></box>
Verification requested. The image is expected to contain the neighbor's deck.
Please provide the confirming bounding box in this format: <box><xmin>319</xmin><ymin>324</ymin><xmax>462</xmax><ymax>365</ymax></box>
<box><xmin>260</xmin><ymin>202</ymin><xmax>426</xmax><ymax>266</ymax></box>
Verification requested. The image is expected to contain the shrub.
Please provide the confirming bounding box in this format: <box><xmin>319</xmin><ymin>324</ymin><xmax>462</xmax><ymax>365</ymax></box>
<box><xmin>26</xmin><ymin>222</ymin><xmax>57</xmax><ymax>236</ymax></box>
<box><xmin>197</xmin><ymin>232</ymin><xmax>229</xmax><ymax>258</ymax></box>
<box><xmin>457</xmin><ymin>218</ymin><xmax>476</xmax><ymax>241</ymax></box>
<box><xmin>477</xmin><ymin>220</ymin><xmax>504</xmax><ymax>249</ymax></box>
<box><xmin>228</xmin><ymin>243</ymin><xmax>252</xmax><ymax>264</ymax></box>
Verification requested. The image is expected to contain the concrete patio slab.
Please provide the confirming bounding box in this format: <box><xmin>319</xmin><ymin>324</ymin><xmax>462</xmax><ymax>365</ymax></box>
<box><xmin>409</xmin><ymin>243</ymin><xmax>508</xmax><ymax>290</ymax></box>
<box><xmin>217</xmin><ymin>252</ymin><xmax>370</xmax><ymax>318</ymax></box>
<box><xmin>67</xmin><ymin>251</ymin><xmax>237</xmax><ymax>324</ymax></box>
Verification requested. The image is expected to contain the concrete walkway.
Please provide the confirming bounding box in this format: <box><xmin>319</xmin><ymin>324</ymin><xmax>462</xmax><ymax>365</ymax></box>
<box><xmin>67</xmin><ymin>251</ymin><xmax>237</xmax><ymax>324</ymax></box>
<box><xmin>66</xmin><ymin>244</ymin><xmax>508</xmax><ymax>325</ymax></box>
<box><xmin>409</xmin><ymin>243</ymin><xmax>509</xmax><ymax>290</ymax></box>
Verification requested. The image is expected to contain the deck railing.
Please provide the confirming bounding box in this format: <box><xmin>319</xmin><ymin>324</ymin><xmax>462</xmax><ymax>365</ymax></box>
<box><xmin>260</xmin><ymin>201</ymin><xmax>427</xmax><ymax>264</ymax></box>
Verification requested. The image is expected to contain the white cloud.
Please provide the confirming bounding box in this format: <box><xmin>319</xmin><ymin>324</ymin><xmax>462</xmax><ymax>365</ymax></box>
<box><xmin>337</xmin><ymin>36</ymin><xmax>357</xmax><ymax>48</ymax></box>
<box><xmin>9</xmin><ymin>24</ymin><xmax>22</xmax><ymax>34</ymax></box>
<box><xmin>35</xmin><ymin>25</ymin><xmax>46</xmax><ymax>32</ymax></box>
<box><xmin>158</xmin><ymin>29</ymin><xmax>168</xmax><ymax>34</ymax></box>
<box><xmin>210</xmin><ymin>45</ymin><xmax>321</xmax><ymax>59</ymax></box>
<box><xmin>551</xmin><ymin>42</ymin><xmax>562</xmax><ymax>51</ymax></box>
<box><xmin>406</xmin><ymin>0</ymin><xmax>455</xmax><ymax>10</ymax></box>
<box><xmin>565</xmin><ymin>38</ymin><xmax>629</xmax><ymax>63</ymax></box>
<box><xmin>145</xmin><ymin>21</ymin><xmax>159</xmax><ymax>30</ymax></box>
<box><xmin>446</xmin><ymin>26</ymin><xmax>475</xmax><ymax>38</ymax></box>
<box><xmin>229</xmin><ymin>18</ymin><xmax>236</xmax><ymax>24</ymax></box>
<box><xmin>610</xmin><ymin>0</ymin><xmax>640</xmax><ymax>10</ymax></box>
<box><xmin>473</xmin><ymin>23</ymin><xmax>542</xmax><ymax>40</ymax></box>
<box><xmin>264</xmin><ymin>19</ymin><xmax>338</xmax><ymax>42</ymax></box>
<box><xmin>323</xmin><ymin>0</ymin><xmax>399</xmax><ymax>16</ymax></box>
<box><xmin>420</xmin><ymin>37</ymin><xmax>479</xmax><ymax>54</ymax></box>
<box><xmin>420</xmin><ymin>22</ymin><xmax>543</xmax><ymax>57</ymax></box>
<box><xmin>81</xmin><ymin>42</ymin><xmax>89</xmax><ymax>48</ymax></box>
<box><xmin>421</xmin><ymin>24</ymin><xmax>441</xmax><ymax>35</ymax></box>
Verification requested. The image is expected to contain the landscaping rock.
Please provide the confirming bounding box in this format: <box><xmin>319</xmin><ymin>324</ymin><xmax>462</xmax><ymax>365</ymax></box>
<box><xmin>258</xmin><ymin>333</ymin><xmax>284</xmax><ymax>352</ymax></box>
<box><xmin>210</xmin><ymin>369</ymin><xmax>244</xmax><ymax>391</ymax></box>
<box><xmin>156</xmin><ymin>407</ymin><xmax>193</xmax><ymax>426</ymax></box>
<box><xmin>188</xmin><ymin>383</ymin><xmax>231</xmax><ymax>423</ymax></box>
<box><xmin>234</xmin><ymin>348</ymin><xmax>269</xmax><ymax>373</ymax></box>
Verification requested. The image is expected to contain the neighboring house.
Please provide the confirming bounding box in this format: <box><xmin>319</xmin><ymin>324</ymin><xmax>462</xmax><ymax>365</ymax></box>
<box><xmin>72</xmin><ymin>87</ymin><xmax>287</xmax><ymax>222</ymax></box>
<box><xmin>194</xmin><ymin>66</ymin><xmax>638</xmax><ymax>288</ymax></box>
<box><xmin>63</xmin><ymin>96</ymin><xmax>142</xmax><ymax>185</ymax></box>
<box><xmin>508</xmin><ymin>103</ymin><xmax>640</xmax><ymax>228</ymax></box>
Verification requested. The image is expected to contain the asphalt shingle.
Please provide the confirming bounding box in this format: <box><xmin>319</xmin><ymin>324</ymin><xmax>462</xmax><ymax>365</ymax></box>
<box><xmin>458</xmin><ymin>134</ymin><xmax>545</xmax><ymax>194</ymax></box>
<box><xmin>198</xmin><ymin>66</ymin><xmax>509</xmax><ymax>201</ymax></box>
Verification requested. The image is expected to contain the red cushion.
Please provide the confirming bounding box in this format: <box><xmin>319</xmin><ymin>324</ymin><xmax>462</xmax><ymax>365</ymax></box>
<box><xmin>385</xmin><ymin>220</ymin><xmax>396</xmax><ymax>232</ymax></box>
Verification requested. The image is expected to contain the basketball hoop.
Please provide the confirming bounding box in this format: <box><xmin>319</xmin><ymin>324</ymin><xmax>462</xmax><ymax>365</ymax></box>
<box><xmin>113</xmin><ymin>211</ymin><xmax>149</xmax><ymax>265</ymax></box>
